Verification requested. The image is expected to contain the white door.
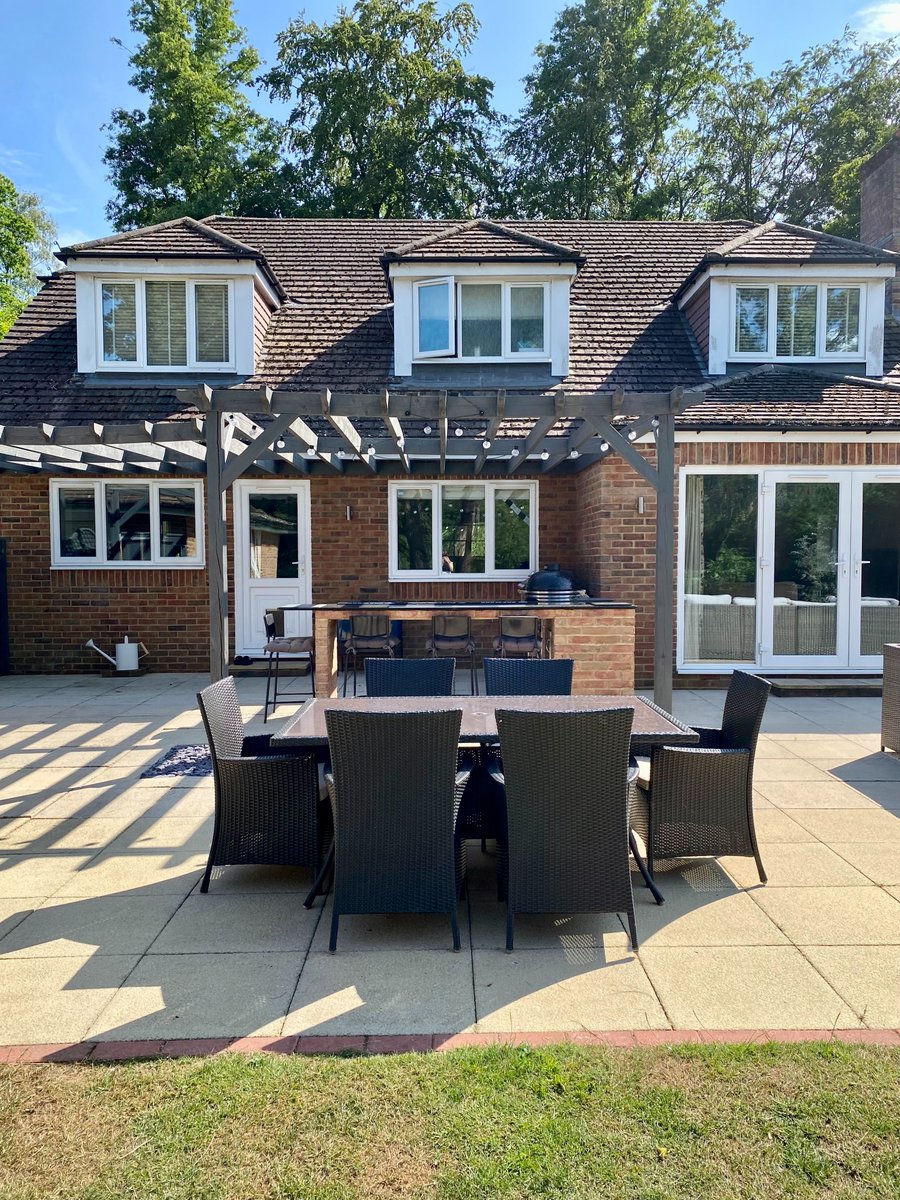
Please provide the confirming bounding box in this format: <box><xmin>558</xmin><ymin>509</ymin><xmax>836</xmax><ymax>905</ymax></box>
<box><xmin>233</xmin><ymin>481</ymin><xmax>312</xmax><ymax>656</ymax></box>
<box><xmin>759</xmin><ymin>471</ymin><xmax>851</xmax><ymax>671</ymax></box>
<box><xmin>849</xmin><ymin>472</ymin><xmax>900</xmax><ymax>668</ymax></box>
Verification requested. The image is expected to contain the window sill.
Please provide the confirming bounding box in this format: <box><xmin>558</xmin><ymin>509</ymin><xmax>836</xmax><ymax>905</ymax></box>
<box><xmin>51</xmin><ymin>561</ymin><xmax>206</xmax><ymax>571</ymax></box>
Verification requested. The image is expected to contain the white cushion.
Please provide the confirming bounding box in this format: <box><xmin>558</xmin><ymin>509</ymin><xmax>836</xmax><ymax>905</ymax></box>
<box><xmin>732</xmin><ymin>596</ymin><xmax>756</xmax><ymax>606</ymax></box>
<box><xmin>862</xmin><ymin>597</ymin><xmax>899</xmax><ymax>606</ymax></box>
<box><xmin>684</xmin><ymin>593</ymin><xmax>731</xmax><ymax>605</ymax></box>
<box><xmin>772</xmin><ymin>597</ymin><xmax>793</xmax><ymax>606</ymax></box>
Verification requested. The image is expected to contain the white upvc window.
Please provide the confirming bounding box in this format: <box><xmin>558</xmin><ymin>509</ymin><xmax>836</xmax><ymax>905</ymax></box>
<box><xmin>731</xmin><ymin>282</ymin><xmax>864</xmax><ymax>361</ymax></box>
<box><xmin>412</xmin><ymin>278</ymin><xmax>549</xmax><ymax>362</ymax></box>
<box><xmin>389</xmin><ymin>480</ymin><xmax>538</xmax><ymax>580</ymax></box>
<box><xmin>95</xmin><ymin>277</ymin><xmax>234</xmax><ymax>371</ymax></box>
<box><xmin>51</xmin><ymin>480</ymin><xmax>205</xmax><ymax>568</ymax></box>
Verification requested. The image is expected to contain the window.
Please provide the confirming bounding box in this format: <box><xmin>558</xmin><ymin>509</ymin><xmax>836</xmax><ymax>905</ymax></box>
<box><xmin>390</xmin><ymin>481</ymin><xmax>536</xmax><ymax>579</ymax></box>
<box><xmin>732</xmin><ymin>283</ymin><xmax>863</xmax><ymax>360</ymax></box>
<box><xmin>97</xmin><ymin>279</ymin><xmax>232</xmax><ymax>370</ymax></box>
<box><xmin>414</xmin><ymin>278</ymin><xmax>548</xmax><ymax>361</ymax></box>
<box><xmin>51</xmin><ymin>481</ymin><xmax>204</xmax><ymax>567</ymax></box>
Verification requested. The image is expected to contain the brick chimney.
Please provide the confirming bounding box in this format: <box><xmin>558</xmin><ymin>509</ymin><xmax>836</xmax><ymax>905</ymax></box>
<box><xmin>860</xmin><ymin>131</ymin><xmax>900</xmax><ymax>316</ymax></box>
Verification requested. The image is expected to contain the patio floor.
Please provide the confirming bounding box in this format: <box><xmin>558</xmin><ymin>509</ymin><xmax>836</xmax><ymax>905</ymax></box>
<box><xmin>0</xmin><ymin>673</ymin><xmax>898</xmax><ymax>1051</ymax></box>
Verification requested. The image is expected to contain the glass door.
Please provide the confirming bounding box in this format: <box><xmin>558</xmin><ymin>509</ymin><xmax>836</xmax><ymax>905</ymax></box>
<box><xmin>850</xmin><ymin>475</ymin><xmax>900</xmax><ymax>666</ymax></box>
<box><xmin>233</xmin><ymin>481</ymin><xmax>312</xmax><ymax>656</ymax></box>
<box><xmin>759</xmin><ymin>473</ymin><xmax>850</xmax><ymax>670</ymax></box>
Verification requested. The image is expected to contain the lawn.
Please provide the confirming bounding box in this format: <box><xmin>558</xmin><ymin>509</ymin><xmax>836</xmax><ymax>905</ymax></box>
<box><xmin>1</xmin><ymin>1043</ymin><xmax>898</xmax><ymax>1199</ymax></box>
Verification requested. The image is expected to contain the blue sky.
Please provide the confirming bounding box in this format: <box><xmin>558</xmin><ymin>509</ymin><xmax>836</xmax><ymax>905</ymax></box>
<box><xmin>1</xmin><ymin>0</ymin><xmax>898</xmax><ymax>248</ymax></box>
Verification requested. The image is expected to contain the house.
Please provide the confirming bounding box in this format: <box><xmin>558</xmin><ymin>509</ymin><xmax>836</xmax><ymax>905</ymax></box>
<box><xmin>1</xmin><ymin>134</ymin><xmax>899</xmax><ymax>690</ymax></box>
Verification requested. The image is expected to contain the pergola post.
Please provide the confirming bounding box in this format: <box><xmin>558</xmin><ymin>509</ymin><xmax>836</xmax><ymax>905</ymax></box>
<box><xmin>653</xmin><ymin>405</ymin><xmax>677</xmax><ymax>711</ymax></box>
<box><xmin>205</xmin><ymin>407</ymin><xmax>229</xmax><ymax>684</ymax></box>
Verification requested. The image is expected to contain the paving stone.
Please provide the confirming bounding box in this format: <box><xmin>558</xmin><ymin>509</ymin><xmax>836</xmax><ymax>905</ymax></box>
<box><xmin>751</xmin><ymin>886</ymin><xmax>900</xmax><ymax>945</ymax></box>
<box><xmin>721</xmin><ymin>844</ymin><xmax>872</xmax><ymax>889</ymax></box>
<box><xmin>151</xmin><ymin>894</ymin><xmax>320</xmax><ymax>954</ymax></box>
<box><xmin>0</xmin><ymin>895</ymin><xmax>185</xmax><ymax>958</ymax></box>
<box><xmin>0</xmin><ymin>955</ymin><xmax>140</xmax><ymax>1044</ymax></box>
<box><xmin>802</xmin><ymin>946</ymin><xmax>900</xmax><ymax>1029</ymax></box>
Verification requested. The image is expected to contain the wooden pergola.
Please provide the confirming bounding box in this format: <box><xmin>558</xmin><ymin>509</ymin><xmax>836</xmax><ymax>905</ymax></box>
<box><xmin>0</xmin><ymin>385</ymin><xmax>705</xmax><ymax>709</ymax></box>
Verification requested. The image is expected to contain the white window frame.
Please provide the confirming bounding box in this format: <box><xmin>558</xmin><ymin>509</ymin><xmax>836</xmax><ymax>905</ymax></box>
<box><xmin>388</xmin><ymin>480</ymin><xmax>538</xmax><ymax>581</ymax></box>
<box><xmin>412</xmin><ymin>277</ymin><xmax>550</xmax><ymax>363</ymax></box>
<box><xmin>730</xmin><ymin>281</ymin><xmax>866</xmax><ymax>363</ymax></box>
<box><xmin>50</xmin><ymin>479</ymin><xmax>206</xmax><ymax>568</ymax></box>
<box><xmin>94</xmin><ymin>277</ymin><xmax>235</xmax><ymax>372</ymax></box>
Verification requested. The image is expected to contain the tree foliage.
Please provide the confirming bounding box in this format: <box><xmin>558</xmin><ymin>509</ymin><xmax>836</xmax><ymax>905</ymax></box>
<box><xmin>104</xmin><ymin>0</ymin><xmax>296</xmax><ymax>229</ymax></box>
<box><xmin>681</xmin><ymin>32</ymin><xmax>900</xmax><ymax>235</ymax></box>
<box><xmin>501</xmin><ymin>0</ymin><xmax>746</xmax><ymax>220</ymax></box>
<box><xmin>0</xmin><ymin>174</ymin><xmax>57</xmax><ymax>339</ymax></box>
<box><xmin>263</xmin><ymin>0</ymin><xmax>500</xmax><ymax>218</ymax></box>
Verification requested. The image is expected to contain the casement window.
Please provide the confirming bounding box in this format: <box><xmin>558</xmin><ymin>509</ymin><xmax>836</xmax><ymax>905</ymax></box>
<box><xmin>413</xmin><ymin>278</ymin><xmax>548</xmax><ymax>361</ymax></box>
<box><xmin>732</xmin><ymin>283</ymin><xmax>863</xmax><ymax>360</ymax></box>
<box><xmin>389</xmin><ymin>481</ymin><xmax>537</xmax><ymax>579</ymax></box>
<box><xmin>51</xmin><ymin>480</ymin><xmax>204</xmax><ymax>568</ymax></box>
<box><xmin>97</xmin><ymin>278</ymin><xmax>233</xmax><ymax>370</ymax></box>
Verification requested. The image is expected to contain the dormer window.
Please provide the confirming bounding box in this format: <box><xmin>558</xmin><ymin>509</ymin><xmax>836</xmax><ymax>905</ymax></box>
<box><xmin>732</xmin><ymin>283</ymin><xmax>863</xmax><ymax>361</ymax></box>
<box><xmin>413</xmin><ymin>278</ymin><xmax>549</xmax><ymax>361</ymax></box>
<box><xmin>97</xmin><ymin>277</ymin><xmax>233</xmax><ymax>370</ymax></box>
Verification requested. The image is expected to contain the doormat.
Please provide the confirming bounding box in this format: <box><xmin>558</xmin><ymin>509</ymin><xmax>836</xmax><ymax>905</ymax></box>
<box><xmin>141</xmin><ymin>745</ymin><xmax>212</xmax><ymax>777</ymax></box>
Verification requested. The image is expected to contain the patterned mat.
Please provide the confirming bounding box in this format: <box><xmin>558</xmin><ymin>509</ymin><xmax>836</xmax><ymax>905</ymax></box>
<box><xmin>141</xmin><ymin>744</ymin><xmax>212</xmax><ymax>777</ymax></box>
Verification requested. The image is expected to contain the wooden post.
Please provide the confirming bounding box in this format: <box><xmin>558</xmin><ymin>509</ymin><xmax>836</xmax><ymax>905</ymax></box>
<box><xmin>654</xmin><ymin>410</ymin><xmax>676</xmax><ymax>712</ymax></box>
<box><xmin>206</xmin><ymin>409</ymin><xmax>229</xmax><ymax>683</ymax></box>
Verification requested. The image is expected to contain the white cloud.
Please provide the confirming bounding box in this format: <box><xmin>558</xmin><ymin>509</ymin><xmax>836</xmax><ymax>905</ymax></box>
<box><xmin>856</xmin><ymin>1</ymin><xmax>900</xmax><ymax>37</ymax></box>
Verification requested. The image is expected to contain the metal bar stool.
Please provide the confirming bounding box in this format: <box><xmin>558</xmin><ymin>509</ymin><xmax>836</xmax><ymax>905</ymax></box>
<box><xmin>492</xmin><ymin>616</ymin><xmax>543</xmax><ymax>659</ymax></box>
<box><xmin>263</xmin><ymin>609</ymin><xmax>315</xmax><ymax>722</ymax></box>
<box><xmin>342</xmin><ymin>615</ymin><xmax>402</xmax><ymax>696</ymax></box>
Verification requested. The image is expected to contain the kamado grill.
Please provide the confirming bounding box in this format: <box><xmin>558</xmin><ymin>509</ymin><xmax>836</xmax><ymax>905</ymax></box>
<box><xmin>518</xmin><ymin>564</ymin><xmax>587</xmax><ymax>605</ymax></box>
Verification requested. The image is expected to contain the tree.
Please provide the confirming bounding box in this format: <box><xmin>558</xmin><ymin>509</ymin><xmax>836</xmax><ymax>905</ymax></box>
<box><xmin>502</xmin><ymin>0</ymin><xmax>746</xmax><ymax>220</ymax></box>
<box><xmin>684</xmin><ymin>31</ymin><xmax>900</xmax><ymax>234</ymax></box>
<box><xmin>104</xmin><ymin>0</ymin><xmax>296</xmax><ymax>229</ymax></box>
<box><xmin>0</xmin><ymin>174</ymin><xmax>57</xmax><ymax>339</ymax></box>
<box><xmin>263</xmin><ymin>0</ymin><xmax>500</xmax><ymax>218</ymax></box>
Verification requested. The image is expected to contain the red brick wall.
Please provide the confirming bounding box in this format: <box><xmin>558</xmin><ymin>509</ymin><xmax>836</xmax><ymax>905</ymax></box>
<box><xmin>0</xmin><ymin>473</ymin><xmax>209</xmax><ymax>673</ymax></box>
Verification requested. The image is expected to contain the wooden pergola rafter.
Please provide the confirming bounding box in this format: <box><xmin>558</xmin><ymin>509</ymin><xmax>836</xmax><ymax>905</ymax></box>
<box><xmin>0</xmin><ymin>385</ymin><xmax>704</xmax><ymax>709</ymax></box>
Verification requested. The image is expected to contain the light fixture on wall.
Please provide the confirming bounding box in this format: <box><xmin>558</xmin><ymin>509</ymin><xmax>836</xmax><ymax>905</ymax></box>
<box><xmin>637</xmin><ymin>495</ymin><xmax>645</xmax><ymax>514</ymax></box>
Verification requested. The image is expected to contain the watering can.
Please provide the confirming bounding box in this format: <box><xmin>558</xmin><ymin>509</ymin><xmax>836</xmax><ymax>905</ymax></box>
<box><xmin>85</xmin><ymin>636</ymin><xmax>149</xmax><ymax>671</ymax></box>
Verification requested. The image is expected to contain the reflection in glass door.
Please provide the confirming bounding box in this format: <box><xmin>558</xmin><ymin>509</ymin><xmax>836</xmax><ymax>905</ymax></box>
<box><xmin>853</xmin><ymin>479</ymin><xmax>900</xmax><ymax>662</ymax></box>
<box><xmin>761</xmin><ymin>475</ymin><xmax>847</xmax><ymax>669</ymax></box>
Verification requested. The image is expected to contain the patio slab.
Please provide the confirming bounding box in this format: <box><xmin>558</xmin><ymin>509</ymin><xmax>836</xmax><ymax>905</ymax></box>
<box><xmin>0</xmin><ymin>674</ymin><xmax>898</xmax><ymax>1044</ymax></box>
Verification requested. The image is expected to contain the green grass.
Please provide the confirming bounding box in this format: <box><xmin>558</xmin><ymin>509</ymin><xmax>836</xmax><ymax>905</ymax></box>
<box><xmin>1</xmin><ymin>1043</ymin><xmax>898</xmax><ymax>1199</ymax></box>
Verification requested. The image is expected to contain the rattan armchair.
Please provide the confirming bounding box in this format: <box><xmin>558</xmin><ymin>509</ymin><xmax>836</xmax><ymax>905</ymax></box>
<box><xmin>632</xmin><ymin>670</ymin><xmax>771</xmax><ymax>883</ymax></box>
<box><xmin>321</xmin><ymin>709</ymin><xmax>468</xmax><ymax>951</ymax></box>
<box><xmin>484</xmin><ymin>657</ymin><xmax>574</xmax><ymax>696</ymax></box>
<box><xmin>494</xmin><ymin>707</ymin><xmax>638</xmax><ymax>951</ymax></box>
<box><xmin>197</xmin><ymin>676</ymin><xmax>330</xmax><ymax>892</ymax></box>
<box><xmin>365</xmin><ymin>656</ymin><xmax>455</xmax><ymax>696</ymax></box>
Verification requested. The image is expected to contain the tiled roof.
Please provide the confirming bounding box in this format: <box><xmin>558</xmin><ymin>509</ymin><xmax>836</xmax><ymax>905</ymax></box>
<box><xmin>57</xmin><ymin>216</ymin><xmax>260</xmax><ymax>261</ymax></box>
<box><xmin>381</xmin><ymin>219</ymin><xmax>585</xmax><ymax>262</ymax></box>
<box><xmin>1</xmin><ymin>217</ymin><xmax>898</xmax><ymax>432</ymax></box>
<box><xmin>708</xmin><ymin>220</ymin><xmax>899</xmax><ymax>264</ymax></box>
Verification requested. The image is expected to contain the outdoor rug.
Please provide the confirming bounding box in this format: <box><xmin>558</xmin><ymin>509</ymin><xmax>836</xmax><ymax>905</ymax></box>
<box><xmin>141</xmin><ymin>744</ymin><xmax>212</xmax><ymax>777</ymax></box>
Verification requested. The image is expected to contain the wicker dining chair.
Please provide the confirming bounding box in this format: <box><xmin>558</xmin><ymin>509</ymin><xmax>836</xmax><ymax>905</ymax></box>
<box><xmin>632</xmin><ymin>670</ymin><xmax>771</xmax><ymax>883</ymax></box>
<box><xmin>321</xmin><ymin>709</ymin><xmax>468</xmax><ymax>951</ymax></box>
<box><xmin>197</xmin><ymin>676</ymin><xmax>330</xmax><ymax>892</ymax></box>
<box><xmin>342</xmin><ymin>615</ymin><xmax>402</xmax><ymax>696</ymax></box>
<box><xmin>483</xmin><ymin>657</ymin><xmax>574</xmax><ymax>696</ymax></box>
<box><xmin>492</xmin><ymin>616</ymin><xmax>543</xmax><ymax>658</ymax></box>
<box><xmin>365</xmin><ymin>656</ymin><xmax>455</xmax><ymax>696</ymax></box>
<box><xmin>493</xmin><ymin>707</ymin><xmax>638</xmax><ymax>951</ymax></box>
<box><xmin>262</xmin><ymin>609</ymin><xmax>315</xmax><ymax>723</ymax></box>
<box><xmin>427</xmin><ymin>615</ymin><xmax>478</xmax><ymax>694</ymax></box>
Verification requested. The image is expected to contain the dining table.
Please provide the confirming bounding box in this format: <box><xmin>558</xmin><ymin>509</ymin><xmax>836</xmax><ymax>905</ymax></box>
<box><xmin>272</xmin><ymin>694</ymin><xmax>697</xmax><ymax>908</ymax></box>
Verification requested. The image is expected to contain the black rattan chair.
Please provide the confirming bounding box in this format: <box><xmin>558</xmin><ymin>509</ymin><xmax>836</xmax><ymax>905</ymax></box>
<box><xmin>197</xmin><ymin>676</ymin><xmax>330</xmax><ymax>892</ymax></box>
<box><xmin>633</xmin><ymin>670</ymin><xmax>771</xmax><ymax>883</ymax></box>
<box><xmin>494</xmin><ymin>707</ymin><xmax>638</xmax><ymax>951</ymax></box>
<box><xmin>262</xmin><ymin>609</ymin><xmax>315</xmax><ymax>722</ymax></box>
<box><xmin>342</xmin><ymin>616</ymin><xmax>402</xmax><ymax>696</ymax></box>
<box><xmin>365</xmin><ymin>656</ymin><xmax>455</xmax><ymax>696</ymax></box>
<box><xmin>427</xmin><ymin>615</ymin><xmax>478</xmax><ymax>695</ymax></box>
<box><xmin>321</xmin><ymin>709</ymin><xmax>468</xmax><ymax>951</ymax></box>
<box><xmin>492</xmin><ymin>616</ymin><xmax>543</xmax><ymax>658</ymax></box>
<box><xmin>484</xmin><ymin>657</ymin><xmax>574</xmax><ymax>696</ymax></box>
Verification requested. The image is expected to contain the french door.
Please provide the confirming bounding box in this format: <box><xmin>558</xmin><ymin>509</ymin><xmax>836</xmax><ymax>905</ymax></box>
<box><xmin>759</xmin><ymin>470</ymin><xmax>900</xmax><ymax>670</ymax></box>
<box><xmin>233</xmin><ymin>481</ymin><xmax>312</xmax><ymax>657</ymax></box>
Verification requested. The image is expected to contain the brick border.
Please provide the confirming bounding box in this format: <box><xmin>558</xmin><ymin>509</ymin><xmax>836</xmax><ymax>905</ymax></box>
<box><xmin>1</xmin><ymin>1029</ymin><xmax>899</xmax><ymax>1063</ymax></box>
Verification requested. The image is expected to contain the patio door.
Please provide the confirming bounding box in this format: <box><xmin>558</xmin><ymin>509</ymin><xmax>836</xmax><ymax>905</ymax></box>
<box><xmin>233</xmin><ymin>481</ymin><xmax>312</xmax><ymax>657</ymax></box>
<box><xmin>758</xmin><ymin>469</ymin><xmax>900</xmax><ymax>671</ymax></box>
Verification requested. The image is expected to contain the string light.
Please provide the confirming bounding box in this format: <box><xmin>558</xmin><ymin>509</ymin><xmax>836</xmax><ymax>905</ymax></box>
<box><xmin>599</xmin><ymin>440</ymin><xmax>610</xmax><ymax>453</ymax></box>
<box><xmin>510</xmin><ymin>447</ymin><xmax>520</xmax><ymax>458</ymax></box>
<box><xmin>540</xmin><ymin>450</ymin><xmax>550</xmax><ymax>461</ymax></box>
<box><xmin>454</xmin><ymin>426</ymin><xmax>464</xmax><ymax>437</ymax></box>
<box><xmin>276</xmin><ymin>438</ymin><xmax>286</xmax><ymax>450</ymax></box>
<box><xmin>306</xmin><ymin>447</ymin><xmax>317</xmax><ymax>457</ymax></box>
<box><xmin>482</xmin><ymin>439</ymin><xmax>492</xmax><ymax>450</ymax></box>
<box><xmin>627</xmin><ymin>428</ymin><xmax>638</xmax><ymax>441</ymax></box>
<box><xmin>423</xmin><ymin>424</ymin><xmax>433</xmax><ymax>434</ymax></box>
<box><xmin>569</xmin><ymin>448</ymin><xmax>580</xmax><ymax>459</ymax></box>
<box><xmin>366</xmin><ymin>444</ymin><xmax>375</xmax><ymax>455</ymax></box>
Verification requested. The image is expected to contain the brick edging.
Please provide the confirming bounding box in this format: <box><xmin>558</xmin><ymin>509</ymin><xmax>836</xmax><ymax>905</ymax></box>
<box><xmin>1</xmin><ymin>1028</ymin><xmax>899</xmax><ymax>1063</ymax></box>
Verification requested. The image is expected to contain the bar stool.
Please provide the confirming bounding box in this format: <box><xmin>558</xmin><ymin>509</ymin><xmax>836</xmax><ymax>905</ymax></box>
<box><xmin>426</xmin><ymin>615</ymin><xmax>478</xmax><ymax>694</ymax></box>
<box><xmin>342</xmin><ymin>615</ymin><xmax>401</xmax><ymax>696</ymax></box>
<box><xmin>263</xmin><ymin>610</ymin><xmax>315</xmax><ymax>722</ymax></box>
<box><xmin>493</xmin><ymin>617</ymin><xmax>543</xmax><ymax>658</ymax></box>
